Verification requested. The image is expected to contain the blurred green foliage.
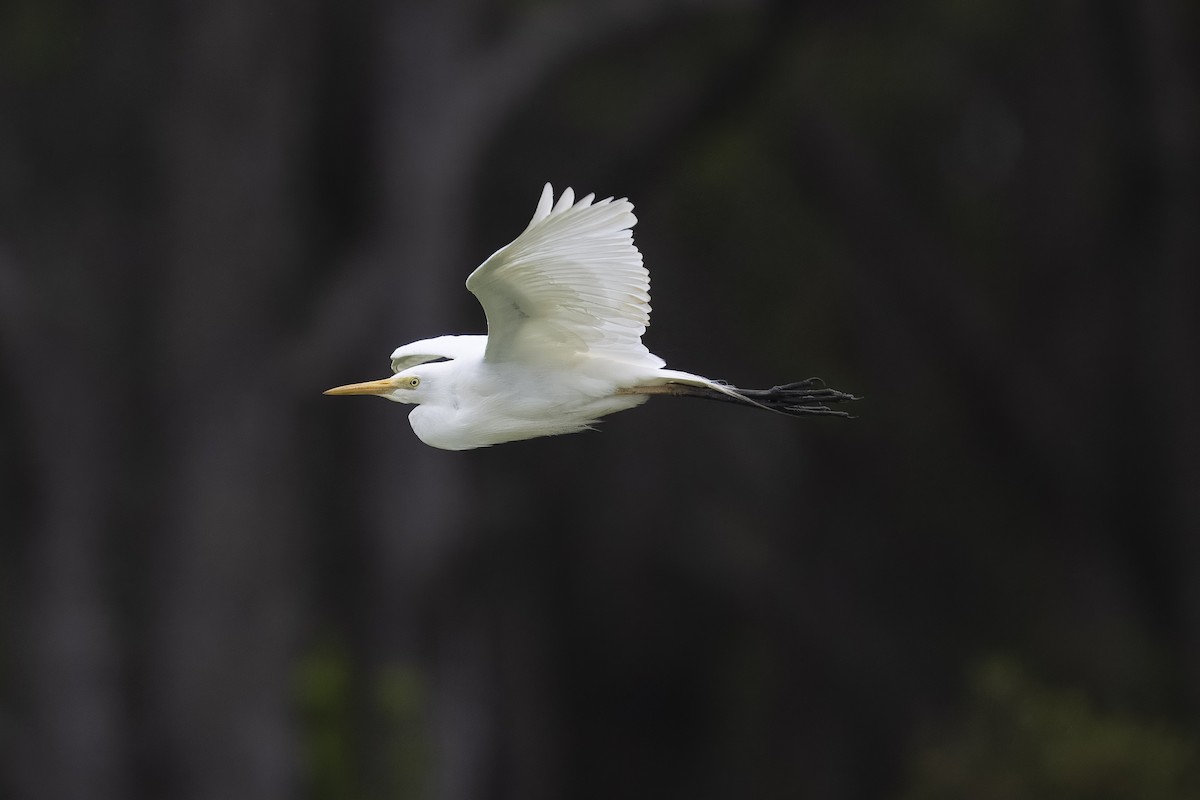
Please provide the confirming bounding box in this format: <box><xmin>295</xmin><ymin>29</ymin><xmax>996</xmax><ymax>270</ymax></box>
<box><xmin>902</xmin><ymin>657</ymin><xmax>1200</xmax><ymax>800</ymax></box>
<box><xmin>295</xmin><ymin>639</ymin><xmax>430</xmax><ymax>800</ymax></box>
<box><xmin>373</xmin><ymin>661</ymin><xmax>432</xmax><ymax>799</ymax></box>
<box><xmin>295</xmin><ymin>640</ymin><xmax>359</xmax><ymax>800</ymax></box>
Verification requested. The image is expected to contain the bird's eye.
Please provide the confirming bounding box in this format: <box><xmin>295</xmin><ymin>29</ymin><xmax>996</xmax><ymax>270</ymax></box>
<box><xmin>408</xmin><ymin>376</ymin><xmax>420</xmax><ymax>388</ymax></box>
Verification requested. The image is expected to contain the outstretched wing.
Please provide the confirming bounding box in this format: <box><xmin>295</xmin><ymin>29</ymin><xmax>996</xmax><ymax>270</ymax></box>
<box><xmin>465</xmin><ymin>184</ymin><xmax>663</xmax><ymax>367</ymax></box>
<box><xmin>389</xmin><ymin>335</ymin><xmax>486</xmax><ymax>373</ymax></box>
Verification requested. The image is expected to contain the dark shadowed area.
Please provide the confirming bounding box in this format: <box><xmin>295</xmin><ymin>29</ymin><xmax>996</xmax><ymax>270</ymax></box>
<box><xmin>2</xmin><ymin>1</ymin><xmax>1199</xmax><ymax>799</ymax></box>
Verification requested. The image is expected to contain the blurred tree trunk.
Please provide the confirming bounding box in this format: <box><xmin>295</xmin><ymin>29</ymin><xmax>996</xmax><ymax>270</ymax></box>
<box><xmin>1</xmin><ymin>266</ymin><xmax>130</xmax><ymax>800</ymax></box>
<box><xmin>138</xmin><ymin>2</ymin><xmax>319</xmax><ymax>799</ymax></box>
<box><xmin>1134</xmin><ymin>0</ymin><xmax>1200</xmax><ymax>709</ymax></box>
<box><xmin>0</xmin><ymin>3</ymin><xmax>152</xmax><ymax>797</ymax></box>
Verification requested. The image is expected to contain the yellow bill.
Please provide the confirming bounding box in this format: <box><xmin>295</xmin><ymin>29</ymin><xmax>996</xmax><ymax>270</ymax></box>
<box><xmin>323</xmin><ymin>376</ymin><xmax>400</xmax><ymax>396</ymax></box>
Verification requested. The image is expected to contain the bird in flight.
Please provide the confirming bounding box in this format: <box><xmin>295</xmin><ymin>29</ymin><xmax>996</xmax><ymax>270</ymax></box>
<box><xmin>325</xmin><ymin>184</ymin><xmax>857</xmax><ymax>450</ymax></box>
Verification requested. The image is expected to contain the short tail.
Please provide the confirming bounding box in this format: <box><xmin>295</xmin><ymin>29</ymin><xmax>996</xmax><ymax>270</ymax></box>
<box><xmin>625</xmin><ymin>376</ymin><xmax>859</xmax><ymax>418</ymax></box>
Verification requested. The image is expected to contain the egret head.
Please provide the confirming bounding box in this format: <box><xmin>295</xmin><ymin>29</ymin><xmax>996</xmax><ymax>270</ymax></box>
<box><xmin>323</xmin><ymin>370</ymin><xmax>425</xmax><ymax>404</ymax></box>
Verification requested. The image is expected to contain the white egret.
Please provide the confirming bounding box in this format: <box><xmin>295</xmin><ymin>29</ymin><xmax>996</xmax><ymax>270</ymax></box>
<box><xmin>325</xmin><ymin>184</ymin><xmax>856</xmax><ymax>450</ymax></box>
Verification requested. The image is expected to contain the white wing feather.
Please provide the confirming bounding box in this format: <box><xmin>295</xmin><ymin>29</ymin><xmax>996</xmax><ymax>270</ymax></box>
<box><xmin>465</xmin><ymin>184</ymin><xmax>664</xmax><ymax>367</ymax></box>
<box><xmin>390</xmin><ymin>334</ymin><xmax>486</xmax><ymax>373</ymax></box>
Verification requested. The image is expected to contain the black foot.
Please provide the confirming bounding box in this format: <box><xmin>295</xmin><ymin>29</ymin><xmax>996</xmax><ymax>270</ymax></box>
<box><xmin>736</xmin><ymin>380</ymin><xmax>860</xmax><ymax>419</ymax></box>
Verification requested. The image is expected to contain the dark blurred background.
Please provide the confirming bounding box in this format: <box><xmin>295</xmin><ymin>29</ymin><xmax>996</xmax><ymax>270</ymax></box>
<box><xmin>2</xmin><ymin>1</ymin><xmax>1199</xmax><ymax>798</ymax></box>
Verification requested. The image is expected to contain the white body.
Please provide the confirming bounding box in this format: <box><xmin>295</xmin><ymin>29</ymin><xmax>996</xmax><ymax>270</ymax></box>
<box><xmin>326</xmin><ymin>185</ymin><xmax>732</xmax><ymax>450</ymax></box>
<box><xmin>401</xmin><ymin>345</ymin><xmax>650</xmax><ymax>449</ymax></box>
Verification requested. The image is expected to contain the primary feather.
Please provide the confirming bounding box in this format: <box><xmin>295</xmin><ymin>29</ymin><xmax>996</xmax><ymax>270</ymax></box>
<box><xmin>465</xmin><ymin>184</ymin><xmax>664</xmax><ymax>368</ymax></box>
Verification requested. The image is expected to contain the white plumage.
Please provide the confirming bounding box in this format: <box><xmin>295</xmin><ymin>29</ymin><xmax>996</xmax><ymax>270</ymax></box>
<box><xmin>325</xmin><ymin>184</ymin><xmax>855</xmax><ymax>450</ymax></box>
<box><xmin>468</xmin><ymin>186</ymin><xmax>661</xmax><ymax>369</ymax></box>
